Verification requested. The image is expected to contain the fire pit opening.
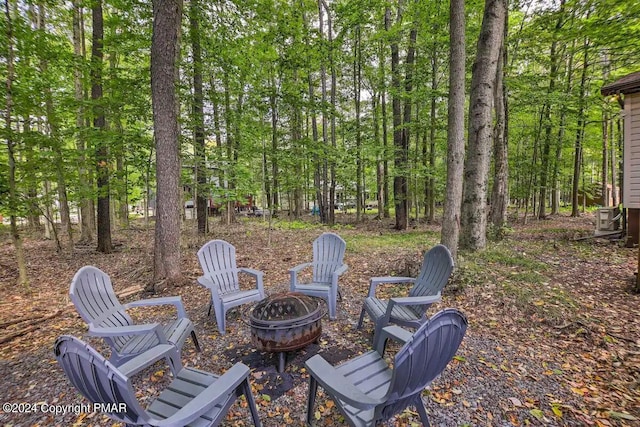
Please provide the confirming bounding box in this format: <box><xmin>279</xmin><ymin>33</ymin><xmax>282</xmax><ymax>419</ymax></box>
<box><xmin>248</xmin><ymin>292</ymin><xmax>324</xmax><ymax>372</ymax></box>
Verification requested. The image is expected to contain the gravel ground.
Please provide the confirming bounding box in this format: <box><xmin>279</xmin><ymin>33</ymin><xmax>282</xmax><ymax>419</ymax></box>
<box><xmin>1</xmin><ymin>216</ymin><xmax>638</xmax><ymax>426</ymax></box>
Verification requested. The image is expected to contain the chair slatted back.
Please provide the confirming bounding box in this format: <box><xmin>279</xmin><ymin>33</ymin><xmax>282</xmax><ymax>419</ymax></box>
<box><xmin>312</xmin><ymin>233</ymin><xmax>346</xmax><ymax>284</ymax></box>
<box><xmin>381</xmin><ymin>309</ymin><xmax>467</xmax><ymax>420</ymax></box>
<box><xmin>54</xmin><ymin>336</ymin><xmax>149</xmax><ymax>425</ymax></box>
<box><xmin>70</xmin><ymin>266</ymin><xmax>134</xmax><ymax>351</ymax></box>
<box><xmin>408</xmin><ymin>245</ymin><xmax>454</xmax><ymax>315</ymax></box>
<box><xmin>197</xmin><ymin>240</ymin><xmax>240</xmax><ymax>295</ymax></box>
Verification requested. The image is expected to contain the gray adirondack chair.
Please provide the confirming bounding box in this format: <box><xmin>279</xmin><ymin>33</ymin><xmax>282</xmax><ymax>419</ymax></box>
<box><xmin>70</xmin><ymin>266</ymin><xmax>200</xmax><ymax>375</ymax></box>
<box><xmin>306</xmin><ymin>308</ymin><xmax>468</xmax><ymax>427</ymax></box>
<box><xmin>357</xmin><ymin>244</ymin><xmax>454</xmax><ymax>347</ymax></box>
<box><xmin>289</xmin><ymin>232</ymin><xmax>348</xmax><ymax>320</ymax></box>
<box><xmin>197</xmin><ymin>239</ymin><xmax>265</xmax><ymax>335</ymax></box>
<box><xmin>54</xmin><ymin>335</ymin><xmax>262</xmax><ymax>427</ymax></box>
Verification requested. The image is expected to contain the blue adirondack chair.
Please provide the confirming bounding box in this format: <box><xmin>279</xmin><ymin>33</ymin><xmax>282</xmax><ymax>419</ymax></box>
<box><xmin>289</xmin><ymin>232</ymin><xmax>348</xmax><ymax>320</ymax></box>
<box><xmin>197</xmin><ymin>240</ymin><xmax>265</xmax><ymax>335</ymax></box>
<box><xmin>357</xmin><ymin>244</ymin><xmax>454</xmax><ymax>347</ymax></box>
<box><xmin>70</xmin><ymin>266</ymin><xmax>200</xmax><ymax>375</ymax></box>
<box><xmin>54</xmin><ymin>335</ymin><xmax>262</xmax><ymax>427</ymax></box>
<box><xmin>306</xmin><ymin>308</ymin><xmax>468</xmax><ymax>427</ymax></box>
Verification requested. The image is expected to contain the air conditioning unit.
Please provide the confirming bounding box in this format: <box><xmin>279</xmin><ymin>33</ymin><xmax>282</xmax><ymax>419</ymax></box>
<box><xmin>596</xmin><ymin>207</ymin><xmax>621</xmax><ymax>234</ymax></box>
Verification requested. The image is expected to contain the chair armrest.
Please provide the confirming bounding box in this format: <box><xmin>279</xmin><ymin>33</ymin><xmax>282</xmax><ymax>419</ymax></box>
<box><xmin>290</xmin><ymin>262</ymin><xmax>312</xmax><ymax>290</ymax></box>
<box><xmin>88</xmin><ymin>323</ymin><xmax>167</xmax><ymax>344</ymax></box>
<box><xmin>374</xmin><ymin>325</ymin><xmax>413</xmax><ymax>355</ymax></box>
<box><xmin>367</xmin><ymin>276</ymin><xmax>416</xmax><ymax>298</ymax></box>
<box><xmin>117</xmin><ymin>344</ymin><xmax>181</xmax><ymax>377</ymax></box>
<box><xmin>238</xmin><ymin>267</ymin><xmax>264</xmax><ymax>279</ymax></box>
<box><xmin>239</xmin><ymin>268</ymin><xmax>265</xmax><ymax>295</ymax></box>
<box><xmin>333</xmin><ymin>264</ymin><xmax>348</xmax><ymax>277</ymax></box>
<box><xmin>289</xmin><ymin>262</ymin><xmax>312</xmax><ymax>274</ymax></box>
<box><xmin>156</xmin><ymin>363</ymin><xmax>251</xmax><ymax>427</ymax></box>
<box><xmin>125</xmin><ymin>296</ymin><xmax>187</xmax><ymax>319</ymax></box>
<box><xmin>305</xmin><ymin>355</ymin><xmax>381</xmax><ymax>408</ymax></box>
<box><xmin>389</xmin><ymin>293</ymin><xmax>441</xmax><ymax>306</ymax></box>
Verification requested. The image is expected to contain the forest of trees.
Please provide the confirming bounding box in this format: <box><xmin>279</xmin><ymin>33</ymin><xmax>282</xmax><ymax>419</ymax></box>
<box><xmin>1</xmin><ymin>0</ymin><xmax>639</xmax><ymax>286</ymax></box>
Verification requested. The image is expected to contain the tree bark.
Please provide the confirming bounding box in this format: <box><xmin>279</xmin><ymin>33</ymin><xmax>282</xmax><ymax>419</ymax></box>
<box><xmin>4</xmin><ymin>0</ymin><xmax>29</xmax><ymax>288</ymax></box>
<box><xmin>460</xmin><ymin>0</ymin><xmax>506</xmax><ymax>251</ymax></box>
<box><xmin>92</xmin><ymin>0</ymin><xmax>112</xmax><ymax>253</ymax></box>
<box><xmin>441</xmin><ymin>0</ymin><xmax>466</xmax><ymax>260</ymax></box>
<box><xmin>37</xmin><ymin>4</ymin><xmax>74</xmax><ymax>252</ymax></box>
<box><xmin>189</xmin><ymin>0</ymin><xmax>208</xmax><ymax>234</ymax></box>
<box><xmin>490</xmin><ymin>13</ymin><xmax>509</xmax><ymax>234</ymax></box>
<box><xmin>571</xmin><ymin>37</ymin><xmax>589</xmax><ymax>217</ymax></box>
<box><xmin>151</xmin><ymin>0</ymin><xmax>183</xmax><ymax>288</ymax></box>
<box><xmin>389</xmin><ymin>5</ymin><xmax>407</xmax><ymax>230</ymax></box>
<box><xmin>73</xmin><ymin>1</ymin><xmax>94</xmax><ymax>243</ymax></box>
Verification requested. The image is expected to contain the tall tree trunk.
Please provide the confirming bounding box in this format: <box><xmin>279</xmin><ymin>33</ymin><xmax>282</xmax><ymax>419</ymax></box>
<box><xmin>460</xmin><ymin>0</ymin><xmax>506</xmax><ymax>251</ymax></box>
<box><xmin>323</xmin><ymin>0</ymin><xmax>337</xmax><ymax>225</ymax></box>
<box><xmin>551</xmin><ymin>39</ymin><xmax>574</xmax><ymax>215</ymax></box>
<box><xmin>490</xmin><ymin>13</ymin><xmax>508</xmax><ymax>234</ymax></box>
<box><xmin>269</xmin><ymin>73</ymin><xmax>279</xmax><ymax>212</ymax></box>
<box><xmin>190</xmin><ymin>0</ymin><xmax>207</xmax><ymax>234</ymax></box>
<box><xmin>4</xmin><ymin>0</ymin><xmax>28</xmax><ymax>287</ymax></box>
<box><xmin>402</xmin><ymin>26</ymin><xmax>417</xmax><ymax>224</ymax></box>
<box><xmin>538</xmin><ymin>0</ymin><xmax>565</xmax><ymax>219</ymax></box>
<box><xmin>571</xmin><ymin>37</ymin><xmax>589</xmax><ymax>217</ymax></box>
<box><xmin>389</xmin><ymin>6</ymin><xmax>407</xmax><ymax>230</ymax></box>
<box><xmin>381</xmin><ymin>40</ymin><xmax>390</xmax><ymax>219</ymax></box>
<box><xmin>151</xmin><ymin>0</ymin><xmax>183</xmax><ymax>288</ymax></box>
<box><xmin>92</xmin><ymin>0</ymin><xmax>111</xmax><ymax>253</ymax></box>
<box><xmin>427</xmin><ymin>46</ymin><xmax>438</xmax><ymax>223</ymax></box>
<box><xmin>610</xmin><ymin>118</ymin><xmax>617</xmax><ymax>206</ymax></box>
<box><xmin>441</xmin><ymin>0</ymin><xmax>466</xmax><ymax>260</ymax></box>
<box><xmin>354</xmin><ymin>25</ymin><xmax>363</xmax><ymax>222</ymax></box>
<box><xmin>38</xmin><ymin>4</ymin><xmax>74</xmax><ymax>252</ymax></box>
<box><xmin>307</xmin><ymin>5</ymin><xmax>323</xmax><ymax>223</ymax></box>
<box><xmin>73</xmin><ymin>0</ymin><xmax>94</xmax><ymax>243</ymax></box>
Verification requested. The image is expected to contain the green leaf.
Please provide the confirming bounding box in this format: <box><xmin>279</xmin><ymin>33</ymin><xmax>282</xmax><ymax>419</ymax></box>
<box><xmin>530</xmin><ymin>409</ymin><xmax>544</xmax><ymax>420</ymax></box>
<box><xmin>607</xmin><ymin>411</ymin><xmax>638</xmax><ymax>421</ymax></box>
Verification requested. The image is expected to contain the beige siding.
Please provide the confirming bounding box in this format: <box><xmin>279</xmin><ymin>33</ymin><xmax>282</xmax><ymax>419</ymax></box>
<box><xmin>624</xmin><ymin>92</ymin><xmax>640</xmax><ymax>208</ymax></box>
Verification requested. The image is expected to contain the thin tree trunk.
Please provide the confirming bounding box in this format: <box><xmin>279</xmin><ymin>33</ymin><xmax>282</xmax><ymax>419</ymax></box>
<box><xmin>460</xmin><ymin>0</ymin><xmax>506</xmax><ymax>251</ymax></box>
<box><xmin>4</xmin><ymin>0</ymin><xmax>28</xmax><ymax>287</ymax></box>
<box><xmin>400</xmin><ymin>25</ymin><xmax>417</xmax><ymax>228</ymax></box>
<box><xmin>92</xmin><ymin>0</ymin><xmax>112</xmax><ymax>253</ymax></box>
<box><xmin>38</xmin><ymin>4</ymin><xmax>74</xmax><ymax>252</ymax></box>
<box><xmin>389</xmin><ymin>5</ymin><xmax>407</xmax><ymax>230</ymax></box>
<box><xmin>269</xmin><ymin>73</ymin><xmax>278</xmax><ymax>212</ymax></box>
<box><xmin>324</xmin><ymin>0</ymin><xmax>337</xmax><ymax>225</ymax></box>
<box><xmin>610</xmin><ymin>118</ymin><xmax>617</xmax><ymax>206</ymax></box>
<box><xmin>441</xmin><ymin>0</ymin><xmax>466</xmax><ymax>260</ymax></box>
<box><xmin>190</xmin><ymin>0</ymin><xmax>207</xmax><ymax>234</ymax></box>
<box><xmin>307</xmin><ymin>4</ymin><xmax>324</xmax><ymax>223</ymax></box>
<box><xmin>381</xmin><ymin>40</ymin><xmax>390</xmax><ymax>219</ymax></box>
<box><xmin>490</xmin><ymin>15</ymin><xmax>508</xmax><ymax>234</ymax></box>
<box><xmin>151</xmin><ymin>0</ymin><xmax>183</xmax><ymax>288</ymax></box>
<box><xmin>354</xmin><ymin>25</ymin><xmax>363</xmax><ymax>222</ymax></box>
<box><xmin>72</xmin><ymin>0</ymin><xmax>93</xmax><ymax>243</ymax></box>
<box><xmin>571</xmin><ymin>37</ymin><xmax>589</xmax><ymax>217</ymax></box>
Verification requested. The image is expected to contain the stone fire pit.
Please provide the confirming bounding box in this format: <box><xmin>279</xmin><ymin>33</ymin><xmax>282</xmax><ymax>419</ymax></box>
<box><xmin>247</xmin><ymin>292</ymin><xmax>324</xmax><ymax>372</ymax></box>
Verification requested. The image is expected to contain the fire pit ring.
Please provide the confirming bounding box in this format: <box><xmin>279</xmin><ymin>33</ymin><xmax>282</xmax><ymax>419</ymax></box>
<box><xmin>247</xmin><ymin>292</ymin><xmax>325</xmax><ymax>372</ymax></box>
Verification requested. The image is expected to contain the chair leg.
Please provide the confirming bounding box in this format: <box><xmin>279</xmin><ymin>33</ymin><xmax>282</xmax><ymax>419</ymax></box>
<box><xmin>306</xmin><ymin>376</ymin><xmax>318</xmax><ymax>426</ymax></box>
<box><xmin>356</xmin><ymin>307</ymin><xmax>366</xmax><ymax>329</ymax></box>
<box><xmin>415</xmin><ymin>395</ymin><xmax>431</xmax><ymax>427</ymax></box>
<box><xmin>243</xmin><ymin>379</ymin><xmax>262</xmax><ymax>427</ymax></box>
<box><xmin>213</xmin><ymin>304</ymin><xmax>226</xmax><ymax>335</ymax></box>
<box><xmin>328</xmin><ymin>293</ymin><xmax>337</xmax><ymax>320</ymax></box>
<box><xmin>191</xmin><ymin>330</ymin><xmax>201</xmax><ymax>352</ymax></box>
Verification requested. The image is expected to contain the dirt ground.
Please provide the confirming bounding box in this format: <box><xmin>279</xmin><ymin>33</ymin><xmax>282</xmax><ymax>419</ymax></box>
<box><xmin>0</xmin><ymin>212</ymin><xmax>638</xmax><ymax>426</ymax></box>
